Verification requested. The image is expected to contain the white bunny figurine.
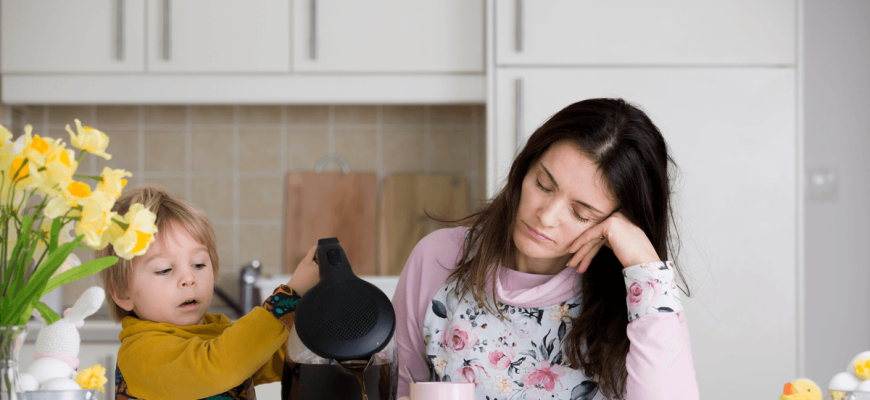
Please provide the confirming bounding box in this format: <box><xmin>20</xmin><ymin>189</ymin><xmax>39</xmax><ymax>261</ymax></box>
<box><xmin>20</xmin><ymin>286</ymin><xmax>105</xmax><ymax>391</ymax></box>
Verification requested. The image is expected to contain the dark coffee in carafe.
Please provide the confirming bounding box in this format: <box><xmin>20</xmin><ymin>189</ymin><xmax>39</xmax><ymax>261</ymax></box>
<box><xmin>281</xmin><ymin>359</ymin><xmax>396</xmax><ymax>400</ymax></box>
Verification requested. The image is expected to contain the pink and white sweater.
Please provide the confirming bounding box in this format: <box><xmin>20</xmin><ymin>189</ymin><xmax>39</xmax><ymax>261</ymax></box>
<box><xmin>392</xmin><ymin>227</ymin><xmax>699</xmax><ymax>399</ymax></box>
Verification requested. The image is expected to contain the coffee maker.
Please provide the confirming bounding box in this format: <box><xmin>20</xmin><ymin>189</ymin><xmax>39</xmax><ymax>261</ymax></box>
<box><xmin>281</xmin><ymin>238</ymin><xmax>398</xmax><ymax>400</ymax></box>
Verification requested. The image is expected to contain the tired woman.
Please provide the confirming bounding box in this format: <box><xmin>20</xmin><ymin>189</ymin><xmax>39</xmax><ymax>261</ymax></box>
<box><xmin>393</xmin><ymin>98</ymin><xmax>699</xmax><ymax>399</ymax></box>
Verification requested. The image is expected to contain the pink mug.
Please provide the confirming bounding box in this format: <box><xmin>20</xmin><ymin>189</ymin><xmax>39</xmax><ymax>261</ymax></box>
<box><xmin>409</xmin><ymin>382</ymin><xmax>475</xmax><ymax>400</ymax></box>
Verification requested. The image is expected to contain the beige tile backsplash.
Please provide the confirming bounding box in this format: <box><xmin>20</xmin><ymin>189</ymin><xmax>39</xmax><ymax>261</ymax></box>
<box><xmin>3</xmin><ymin>104</ymin><xmax>486</xmax><ymax>308</ymax></box>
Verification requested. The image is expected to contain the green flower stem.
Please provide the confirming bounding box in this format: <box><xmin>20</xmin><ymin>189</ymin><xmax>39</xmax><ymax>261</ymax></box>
<box><xmin>77</xmin><ymin>150</ymin><xmax>88</xmax><ymax>164</ymax></box>
<box><xmin>73</xmin><ymin>173</ymin><xmax>101</xmax><ymax>181</ymax></box>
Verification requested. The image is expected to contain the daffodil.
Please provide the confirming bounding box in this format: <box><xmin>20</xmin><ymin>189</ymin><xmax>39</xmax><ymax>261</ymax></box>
<box><xmin>96</xmin><ymin>167</ymin><xmax>130</xmax><ymax>199</ymax></box>
<box><xmin>23</xmin><ymin>132</ymin><xmax>51</xmax><ymax>167</ymax></box>
<box><xmin>75</xmin><ymin>364</ymin><xmax>108</xmax><ymax>393</ymax></box>
<box><xmin>41</xmin><ymin>140</ymin><xmax>78</xmax><ymax>196</ymax></box>
<box><xmin>5</xmin><ymin>156</ymin><xmax>43</xmax><ymax>189</ymax></box>
<box><xmin>43</xmin><ymin>180</ymin><xmax>94</xmax><ymax>219</ymax></box>
<box><xmin>66</xmin><ymin>119</ymin><xmax>111</xmax><ymax>160</ymax></box>
<box><xmin>74</xmin><ymin>190</ymin><xmax>117</xmax><ymax>249</ymax></box>
<box><xmin>110</xmin><ymin>203</ymin><xmax>158</xmax><ymax>260</ymax></box>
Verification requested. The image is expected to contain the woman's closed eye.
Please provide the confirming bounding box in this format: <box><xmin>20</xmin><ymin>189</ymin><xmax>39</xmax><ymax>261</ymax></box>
<box><xmin>535</xmin><ymin>179</ymin><xmax>553</xmax><ymax>193</ymax></box>
<box><xmin>537</xmin><ymin>179</ymin><xmax>591</xmax><ymax>223</ymax></box>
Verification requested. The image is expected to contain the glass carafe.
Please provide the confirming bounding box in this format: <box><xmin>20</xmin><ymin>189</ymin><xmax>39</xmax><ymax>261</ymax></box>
<box><xmin>281</xmin><ymin>326</ymin><xmax>397</xmax><ymax>400</ymax></box>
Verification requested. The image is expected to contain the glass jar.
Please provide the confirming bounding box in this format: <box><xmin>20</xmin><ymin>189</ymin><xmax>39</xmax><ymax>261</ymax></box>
<box><xmin>0</xmin><ymin>326</ymin><xmax>28</xmax><ymax>400</ymax></box>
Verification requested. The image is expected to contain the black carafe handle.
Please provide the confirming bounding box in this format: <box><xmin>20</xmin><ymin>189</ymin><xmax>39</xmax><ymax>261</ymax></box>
<box><xmin>314</xmin><ymin>238</ymin><xmax>357</xmax><ymax>284</ymax></box>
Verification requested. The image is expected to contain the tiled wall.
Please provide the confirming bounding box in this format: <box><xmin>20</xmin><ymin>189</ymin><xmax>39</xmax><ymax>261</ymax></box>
<box><xmin>1</xmin><ymin>104</ymin><xmax>486</xmax><ymax>308</ymax></box>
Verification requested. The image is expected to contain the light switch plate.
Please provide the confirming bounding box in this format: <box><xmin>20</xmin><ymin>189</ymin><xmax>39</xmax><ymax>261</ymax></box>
<box><xmin>806</xmin><ymin>167</ymin><xmax>838</xmax><ymax>202</ymax></box>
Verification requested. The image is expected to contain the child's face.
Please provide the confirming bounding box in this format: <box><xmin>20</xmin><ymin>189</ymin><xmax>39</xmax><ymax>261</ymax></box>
<box><xmin>113</xmin><ymin>221</ymin><xmax>215</xmax><ymax>326</ymax></box>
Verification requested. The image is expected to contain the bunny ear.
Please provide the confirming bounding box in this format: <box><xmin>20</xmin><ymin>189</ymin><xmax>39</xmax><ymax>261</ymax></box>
<box><xmin>63</xmin><ymin>287</ymin><xmax>106</xmax><ymax>324</ymax></box>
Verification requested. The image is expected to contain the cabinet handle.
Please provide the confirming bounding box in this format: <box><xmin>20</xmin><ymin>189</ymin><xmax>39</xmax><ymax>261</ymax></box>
<box><xmin>116</xmin><ymin>0</ymin><xmax>124</xmax><ymax>60</ymax></box>
<box><xmin>163</xmin><ymin>0</ymin><xmax>171</xmax><ymax>60</ymax></box>
<box><xmin>309</xmin><ymin>0</ymin><xmax>317</xmax><ymax>59</ymax></box>
<box><xmin>515</xmin><ymin>0</ymin><xmax>523</xmax><ymax>52</ymax></box>
<box><xmin>515</xmin><ymin>78</ymin><xmax>524</xmax><ymax>149</ymax></box>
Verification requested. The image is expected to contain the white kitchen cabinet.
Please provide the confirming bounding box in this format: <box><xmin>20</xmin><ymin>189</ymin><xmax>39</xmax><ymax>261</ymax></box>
<box><xmin>146</xmin><ymin>0</ymin><xmax>290</xmax><ymax>73</ymax></box>
<box><xmin>495</xmin><ymin>0</ymin><xmax>796</xmax><ymax>66</ymax></box>
<box><xmin>491</xmin><ymin>67</ymin><xmax>797</xmax><ymax>396</ymax></box>
<box><xmin>293</xmin><ymin>0</ymin><xmax>484</xmax><ymax>73</ymax></box>
<box><xmin>1</xmin><ymin>0</ymin><xmax>146</xmax><ymax>73</ymax></box>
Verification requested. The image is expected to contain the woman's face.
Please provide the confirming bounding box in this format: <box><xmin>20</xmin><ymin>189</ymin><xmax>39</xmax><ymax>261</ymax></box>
<box><xmin>513</xmin><ymin>141</ymin><xmax>618</xmax><ymax>274</ymax></box>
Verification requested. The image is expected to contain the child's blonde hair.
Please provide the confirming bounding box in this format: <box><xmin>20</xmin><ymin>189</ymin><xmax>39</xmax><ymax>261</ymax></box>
<box><xmin>98</xmin><ymin>184</ymin><xmax>220</xmax><ymax>322</ymax></box>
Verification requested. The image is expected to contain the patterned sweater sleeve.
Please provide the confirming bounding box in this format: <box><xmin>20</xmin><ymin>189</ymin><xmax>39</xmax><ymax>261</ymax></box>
<box><xmin>623</xmin><ymin>261</ymin><xmax>699</xmax><ymax>399</ymax></box>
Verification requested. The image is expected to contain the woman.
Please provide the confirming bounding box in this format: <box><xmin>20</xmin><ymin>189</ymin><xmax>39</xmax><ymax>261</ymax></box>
<box><xmin>393</xmin><ymin>98</ymin><xmax>699</xmax><ymax>399</ymax></box>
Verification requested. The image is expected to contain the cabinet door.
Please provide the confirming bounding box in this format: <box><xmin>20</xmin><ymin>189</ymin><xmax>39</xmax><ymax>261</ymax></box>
<box><xmin>495</xmin><ymin>0</ymin><xmax>795</xmax><ymax>66</ymax></box>
<box><xmin>492</xmin><ymin>68</ymin><xmax>796</xmax><ymax>397</ymax></box>
<box><xmin>1</xmin><ymin>0</ymin><xmax>145</xmax><ymax>73</ymax></box>
<box><xmin>293</xmin><ymin>0</ymin><xmax>484</xmax><ymax>72</ymax></box>
<box><xmin>146</xmin><ymin>0</ymin><xmax>290</xmax><ymax>73</ymax></box>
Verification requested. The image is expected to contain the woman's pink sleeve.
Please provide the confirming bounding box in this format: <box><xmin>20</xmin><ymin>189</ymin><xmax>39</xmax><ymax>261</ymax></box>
<box><xmin>623</xmin><ymin>262</ymin><xmax>700</xmax><ymax>399</ymax></box>
<box><xmin>391</xmin><ymin>229</ymin><xmax>462</xmax><ymax>399</ymax></box>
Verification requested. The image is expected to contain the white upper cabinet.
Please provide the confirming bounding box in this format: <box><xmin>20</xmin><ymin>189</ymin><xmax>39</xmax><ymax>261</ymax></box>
<box><xmin>146</xmin><ymin>0</ymin><xmax>290</xmax><ymax>73</ymax></box>
<box><xmin>293</xmin><ymin>0</ymin><xmax>484</xmax><ymax>73</ymax></box>
<box><xmin>495</xmin><ymin>0</ymin><xmax>796</xmax><ymax>66</ymax></box>
<box><xmin>1</xmin><ymin>0</ymin><xmax>146</xmax><ymax>73</ymax></box>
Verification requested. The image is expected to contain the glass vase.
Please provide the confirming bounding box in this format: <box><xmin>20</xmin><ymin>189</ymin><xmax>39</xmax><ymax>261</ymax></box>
<box><xmin>0</xmin><ymin>326</ymin><xmax>27</xmax><ymax>400</ymax></box>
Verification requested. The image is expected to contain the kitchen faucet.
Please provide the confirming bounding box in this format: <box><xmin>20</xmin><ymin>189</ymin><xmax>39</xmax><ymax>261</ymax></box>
<box><xmin>212</xmin><ymin>260</ymin><xmax>261</xmax><ymax>319</ymax></box>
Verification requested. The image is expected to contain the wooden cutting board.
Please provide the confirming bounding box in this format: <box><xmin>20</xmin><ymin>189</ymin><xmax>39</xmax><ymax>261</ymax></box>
<box><xmin>378</xmin><ymin>174</ymin><xmax>470</xmax><ymax>276</ymax></box>
<box><xmin>285</xmin><ymin>172</ymin><xmax>377</xmax><ymax>275</ymax></box>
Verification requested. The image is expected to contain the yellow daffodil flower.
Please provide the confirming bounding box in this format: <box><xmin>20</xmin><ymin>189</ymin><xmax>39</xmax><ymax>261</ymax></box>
<box><xmin>75</xmin><ymin>364</ymin><xmax>108</xmax><ymax>393</ymax></box>
<box><xmin>96</xmin><ymin>167</ymin><xmax>131</xmax><ymax>199</ymax></box>
<box><xmin>44</xmin><ymin>180</ymin><xmax>95</xmax><ymax>219</ymax></box>
<box><xmin>66</xmin><ymin>119</ymin><xmax>111</xmax><ymax>160</ymax></box>
<box><xmin>5</xmin><ymin>156</ymin><xmax>43</xmax><ymax>189</ymax></box>
<box><xmin>42</xmin><ymin>140</ymin><xmax>77</xmax><ymax>190</ymax></box>
<box><xmin>74</xmin><ymin>190</ymin><xmax>117</xmax><ymax>249</ymax></box>
<box><xmin>110</xmin><ymin>203</ymin><xmax>158</xmax><ymax>260</ymax></box>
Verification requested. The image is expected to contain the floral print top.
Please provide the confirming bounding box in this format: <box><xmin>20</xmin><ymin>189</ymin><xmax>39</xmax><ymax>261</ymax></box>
<box><xmin>422</xmin><ymin>261</ymin><xmax>682</xmax><ymax>400</ymax></box>
<box><xmin>393</xmin><ymin>227</ymin><xmax>699</xmax><ymax>400</ymax></box>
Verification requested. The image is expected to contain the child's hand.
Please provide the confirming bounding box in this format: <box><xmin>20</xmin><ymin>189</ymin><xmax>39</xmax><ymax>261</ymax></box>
<box><xmin>288</xmin><ymin>245</ymin><xmax>319</xmax><ymax>296</ymax></box>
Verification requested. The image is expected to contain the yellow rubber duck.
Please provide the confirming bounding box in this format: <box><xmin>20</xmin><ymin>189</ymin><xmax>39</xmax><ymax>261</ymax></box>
<box><xmin>779</xmin><ymin>379</ymin><xmax>822</xmax><ymax>400</ymax></box>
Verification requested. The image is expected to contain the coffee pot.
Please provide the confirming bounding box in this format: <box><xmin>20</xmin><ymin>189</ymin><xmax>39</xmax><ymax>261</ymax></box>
<box><xmin>281</xmin><ymin>238</ymin><xmax>398</xmax><ymax>400</ymax></box>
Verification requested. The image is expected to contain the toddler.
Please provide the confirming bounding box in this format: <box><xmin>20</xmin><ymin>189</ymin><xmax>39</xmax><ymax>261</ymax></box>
<box><xmin>98</xmin><ymin>185</ymin><xmax>318</xmax><ymax>399</ymax></box>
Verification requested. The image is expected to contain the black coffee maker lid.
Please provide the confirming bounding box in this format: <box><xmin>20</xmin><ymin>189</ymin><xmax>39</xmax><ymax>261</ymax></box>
<box><xmin>294</xmin><ymin>238</ymin><xmax>396</xmax><ymax>361</ymax></box>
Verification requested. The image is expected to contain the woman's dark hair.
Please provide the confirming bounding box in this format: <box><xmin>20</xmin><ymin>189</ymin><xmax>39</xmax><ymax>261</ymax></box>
<box><xmin>446</xmin><ymin>98</ymin><xmax>688</xmax><ymax>398</ymax></box>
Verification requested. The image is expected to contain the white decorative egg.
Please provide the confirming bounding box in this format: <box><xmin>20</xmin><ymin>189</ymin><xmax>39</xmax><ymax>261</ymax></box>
<box><xmin>19</xmin><ymin>372</ymin><xmax>39</xmax><ymax>392</ymax></box>
<box><xmin>26</xmin><ymin>357</ymin><xmax>75</xmax><ymax>384</ymax></box>
<box><xmin>856</xmin><ymin>379</ymin><xmax>870</xmax><ymax>392</ymax></box>
<box><xmin>39</xmin><ymin>377</ymin><xmax>81</xmax><ymax>391</ymax></box>
<box><xmin>849</xmin><ymin>350</ymin><xmax>870</xmax><ymax>380</ymax></box>
<box><xmin>829</xmin><ymin>371</ymin><xmax>860</xmax><ymax>391</ymax></box>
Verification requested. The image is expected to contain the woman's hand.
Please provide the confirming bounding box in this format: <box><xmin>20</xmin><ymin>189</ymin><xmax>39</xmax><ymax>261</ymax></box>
<box><xmin>566</xmin><ymin>211</ymin><xmax>661</xmax><ymax>273</ymax></box>
<box><xmin>287</xmin><ymin>245</ymin><xmax>320</xmax><ymax>295</ymax></box>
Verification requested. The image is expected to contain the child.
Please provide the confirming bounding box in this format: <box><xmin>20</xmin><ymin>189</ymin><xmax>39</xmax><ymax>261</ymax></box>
<box><xmin>98</xmin><ymin>185</ymin><xmax>319</xmax><ymax>399</ymax></box>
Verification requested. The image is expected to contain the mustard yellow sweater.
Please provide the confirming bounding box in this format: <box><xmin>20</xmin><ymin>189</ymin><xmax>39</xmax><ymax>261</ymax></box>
<box><xmin>117</xmin><ymin>286</ymin><xmax>298</xmax><ymax>400</ymax></box>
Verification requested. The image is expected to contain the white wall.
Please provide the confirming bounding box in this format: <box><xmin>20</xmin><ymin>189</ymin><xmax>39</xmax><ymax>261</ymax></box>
<box><xmin>804</xmin><ymin>0</ymin><xmax>870</xmax><ymax>384</ymax></box>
